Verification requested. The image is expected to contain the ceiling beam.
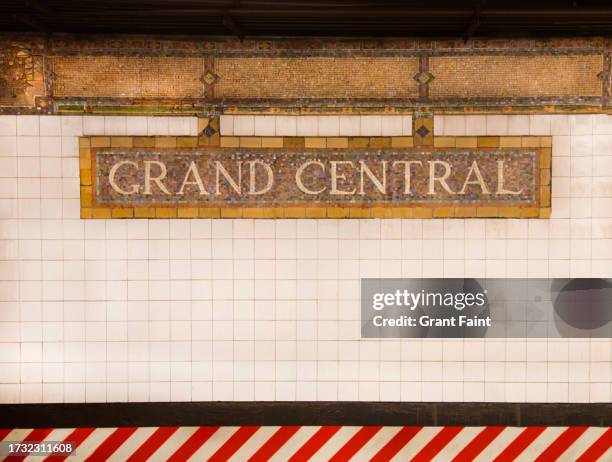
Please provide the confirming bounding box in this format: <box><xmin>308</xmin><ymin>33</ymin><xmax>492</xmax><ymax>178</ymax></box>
<box><xmin>86</xmin><ymin>7</ymin><xmax>612</xmax><ymax>18</ymax></box>
<box><xmin>222</xmin><ymin>15</ymin><xmax>244</xmax><ymax>40</ymax></box>
<box><xmin>12</xmin><ymin>13</ymin><xmax>50</xmax><ymax>33</ymax></box>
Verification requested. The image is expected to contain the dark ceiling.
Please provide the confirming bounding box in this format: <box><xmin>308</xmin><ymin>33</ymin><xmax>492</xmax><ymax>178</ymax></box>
<box><xmin>2</xmin><ymin>0</ymin><xmax>612</xmax><ymax>38</ymax></box>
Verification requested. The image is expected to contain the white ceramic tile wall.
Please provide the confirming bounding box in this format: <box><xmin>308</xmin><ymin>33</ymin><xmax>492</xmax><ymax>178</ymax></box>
<box><xmin>0</xmin><ymin>115</ymin><xmax>610</xmax><ymax>404</ymax></box>
<box><xmin>220</xmin><ymin>115</ymin><xmax>412</xmax><ymax>137</ymax></box>
<box><xmin>82</xmin><ymin>116</ymin><xmax>198</xmax><ymax>137</ymax></box>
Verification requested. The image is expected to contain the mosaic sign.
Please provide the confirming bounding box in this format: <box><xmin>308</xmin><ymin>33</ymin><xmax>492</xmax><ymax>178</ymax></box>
<box><xmin>85</xmin><ymin>146</ymin><xmax>545</xmax><ymax>217</ymax></box>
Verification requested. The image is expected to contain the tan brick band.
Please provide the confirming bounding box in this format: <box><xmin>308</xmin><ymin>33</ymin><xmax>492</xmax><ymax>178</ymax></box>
<box><xmin>51</xmin><ymin>56</ymin><xmax>205</xmax><ymax>99</ymax></box>
<box><xmin>429</xmin><ymin>55</ymin><xmax>603</xmax><ymax>99</ymax></box>
<box><xmin>1</xmin><ymin>36</ymin><xmax>609</xmax><ymax>115</ymax></box>
<box><xmin>79</xmin><ymin>134</ymin><xmax>551</xmax><ymax>219</ymax></box>
<box><xmin>214</xmin><ymin>56</ymin><xmax>420</xmax><ymax>99</ymax></box>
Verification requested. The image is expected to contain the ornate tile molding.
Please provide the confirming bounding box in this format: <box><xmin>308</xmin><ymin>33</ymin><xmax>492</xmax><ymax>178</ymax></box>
<box><xmin>1</xmin><ymin>34</ymin><xmax>610</xmax><ymax>115</ymax></box>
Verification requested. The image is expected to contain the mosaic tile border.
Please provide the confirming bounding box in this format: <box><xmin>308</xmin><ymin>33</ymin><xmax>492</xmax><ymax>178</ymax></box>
<box><xmin>0</xmin><ymin>35</ymin><xmax>610</xmax><ymax>115</ymax></box>
<box><xmin>79</xmin><ymin>134</ymin><xmax>551</xmax><ymax>219</ymax></box>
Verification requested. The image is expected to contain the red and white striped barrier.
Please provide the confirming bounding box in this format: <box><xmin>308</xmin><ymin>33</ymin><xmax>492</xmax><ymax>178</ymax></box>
<box><xmin>1</xmin><ymin>425</ymin><xmax>610</xmax><ymax>461</ymax></box>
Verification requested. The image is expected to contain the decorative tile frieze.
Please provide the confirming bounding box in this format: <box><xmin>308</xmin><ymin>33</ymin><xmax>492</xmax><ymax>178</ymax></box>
<box><xmin>0</xmin><ymin>41</ymin><xmax>45</xmax><ymax>112</ymax></box>
<box><xmin>413</xmin><ymin>115</ymin><xmax>434</xmax><ymax>146</ymax></box>
<box><xmin>1</xmin><ymin>35</ymin><xmax>611</xmax><ymax>115</ymax></box>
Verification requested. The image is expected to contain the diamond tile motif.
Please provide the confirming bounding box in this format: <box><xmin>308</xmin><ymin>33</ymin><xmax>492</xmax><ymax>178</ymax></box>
<box><xmin>416</xmin><ymin>125</ymin><xmax>430</xmax><ymax>138</ymax></box>
<box><xmin>201</xmin><ymin>70</ymin><xmax>220</xmax><ymax>86</ymax></box>
<box><xmin>203</xmin><ymin>124</ymin><xmax>217</xmax><ymax>137</ymax></box>
<box><xmin>413</xmin><ymin>70</ymin><xmax>435</xmax><ymax>85</ymax></box>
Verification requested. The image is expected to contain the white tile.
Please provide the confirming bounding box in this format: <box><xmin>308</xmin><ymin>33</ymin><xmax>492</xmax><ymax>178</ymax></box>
<box><xmin>0</xmin><ymin>116</ymin><xmax>17</xmax><ymax>135</ymax></box>
<box><xmin>147</xmin><ymin>117</ymin><xmax>169</xmax><ymax>136</ymax></box>
<box><xmin>296</xmin><ymin>116</ymin><xmax>318</xmax><ymax>136</ymax></box>
<box><xmin>233</xmin><ymin>115</ymin><xmax>255</xmax><ymax>136</ymax></box>
<box><xmin>550</xmin><ymin>115</ymin><xmax>570</xmax><ymax>135</ymax></box>
<box><xmin>442</xmin><ymin>116</ymin><xmax>465</xmax><ymax>136</ymax></box>
<box><xmin>553</xmin><ymin>136</ymin><xmax>570</xmax><ymax>156</ymax></box>
<box><xmin>105</xmin><ymin>116</ymin><xmax>127</xmax><ymax>135</ymax></box>
<box><xmin>82</xmin><ymin>116</ymin><xmax>105</xmax><ymax>135</ymax></box>
<box><xmin>594</xmin><ymin>114</ymin><xmax>612</xmax><ymax>134</ymax></box>
<box><xmin>571</xmin><ymin>135</ymin><xmax>593</xmax><ymax>156</ymax></box>
<box><xmin>0</xmin><ymin>136</ymin><xmax>17</xmax><ymax>156</ymax></box>
<box><xmin>17</xmin><ymin>116</ymin><xmax>39</xmax><ymax>136</ymax></box>
<box><xmin>275</xmin><ymin>116</ymin><xmax>297</xmax><ymax>136</ymax></box>
<box><xmin>485</xmin><ymin>115</ymin><xmax>508</xmax><ymax>135</ymax></box>
<box><xmin>0</xmin><ymin>158</ymin><xmax>17</xmax><ymax>177</ymax></box>
<box><xmin>380</xmin><ymin>116</ymin><xmax>403</xmax><ymax>136</ymax></box>
<box><xmin>338</xmin><ymin>116</ymin><xmax>360</xmax><ymax>136</ymax></box>
<box><xmin>401</xmin><ymin>115</ymin><xmax>412</xmax><ymax>135</ymax></box>
<box><xmin>39</xmin><ymin>136</ymin><xmax>62</xmax><ymax>157</ymax></box>
<box><xmin>316</xmin><ymin>116</ymin><xmax>338</xmax><ymax>136</ymax></box>
<box><xmin>61</xmin><ymin>137</ymin><xmax>78</xmax><ymax>158</ymax></box>
<box><xmin>189</xmin><ymin>118</ymin><xmax>199</xmax><ymax>136</ymax></box>
<box><xmin>17</xmin><ymin>137</ymin><xmax>40</xmax><ymax>157</ymax></box>
<box><xmin>570</xmin><ymin>115</ymin><xmax>593</xmax><ymax>135</ymax></box>
<box><xmin>125</xmin><ymin>116</ymin><xmax>148</xmax><ymax>135</ymax></box>
<box><xmin>465</xmin><ymin>115</ymin><xmax>486</xmax><ymax>135</ymax></box>
<box><xmin>593</xmin><ymin>135</ymin><xmax>612</xmax><ymax>155</ymax></box>
<box><xmin>61</xmin><ymin>117</ymin><xmax>83</xmax><ymax>136</ymax></box>
<box><xmin>168</xmin><ymin>117</ymin><xmax>192</xmax><ymax>135</ymax></box>
<box><xmin>39</xmin><ymin>116</ymin><xmax>62</xmax><ymax>137</ymax></box>
<box><xmin>433</xmin><ymin>115</ymin><xmax>444</xmax><ymax>135</ymax></box>
<box><xmin>529</xmin><ymin>115</ymin><xmax>551</xmax><ymax>135</ymax></box>
<box><xmin>360</xmin><ymin>115</ymin><xmax>382</xmax><ymax>136</ymax></box>
<box><xmin>508</xmin><ymin>115</ymin><xmax>530</xmax><ymax>135</ymax></box>
<box><xmin>254</xmin><ymin>116</ymin><xmax>276</xmax><ymax>136</ymax></box>
<box><xmin>593</xmin><ymin>157</ymin><xmax>612</xmax><ymax>177</ymax></box>
<box><xmin>1</xmin><ymin>115</ymin><xmax>611</xmax><ymax>404</ymax></box>
<box><xmin>219</xmin><ymin>115</ymin><xmax>234</xmax><ymax>135</ymax></box>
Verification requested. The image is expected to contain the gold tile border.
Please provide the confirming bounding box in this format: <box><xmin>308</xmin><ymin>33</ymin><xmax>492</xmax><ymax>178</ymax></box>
<box><xmin>80</xmin><ymin>135</ymin><xmax>551</xmax><ymax>219</ymax></box>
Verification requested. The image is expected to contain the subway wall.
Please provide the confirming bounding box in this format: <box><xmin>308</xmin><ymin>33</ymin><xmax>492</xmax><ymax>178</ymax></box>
<box><xmin>0</xmin><ymin>113</ymin><xmax>610</xmax><ymax>404</ymax></box>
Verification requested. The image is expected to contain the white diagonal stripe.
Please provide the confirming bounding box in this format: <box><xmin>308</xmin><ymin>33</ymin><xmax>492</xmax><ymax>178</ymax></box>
<box><xmin>187</xmin><ymin>426</ymin><xmax>239</xmax><ymax>461</ymax></box>
<box><xmin>557</xmin><ymin>427</ymin><xmax>608</xmax><ymax>462</ymax></box>
<box><xmin>514</xmin><ymin>427</ymin><xmax>566</xmax><ymax>462</ymax></box>
<box><xmin>596</xmin><ymin>447</ymin><xmax>612</xmax><ymax>462</ymax></box>
<box><xmin>474</xmin><ymin>427</ymin><xmax>523</xmax><ymax>462</ymax></box>
<box><xmin>390</xmin><ymin>427</ymin><xmax>442</xmax><ymax>461</ymax></box>
<box><xmin>23</xmin><ymin>428</ymin><xmax>74</xmax><ymax>462</ymax></box>
<box><xmin>144</xmin><ymin>426</ymin><xmax>199</xmax><ymax>461</ymax></box>
<box><xmin>107</xmin><ymin>426</ymin><xmax>156</xmax><ymax>462</ymax></box>
<box><xmin>228</xmin><ymin>426</ymin><xmax>279</xmax><ymax>462</ymax></box>
<box><xmin>310</xmin><ymin>426</ymin><xmax>362</xmax><ymax>462</ymax></box>
<box><xmin>73</xmin><ymin>427</ymin><xmax>116</xmax><ymax>461</ymax></box>
<box><xmin>269</xmin><ymin>426</ymin><xmax>319</xmax><ymax>462</ymax></box>
<box><xmin>432</xmin><ymin>426</ymin><xmax>483</xmax><ymax>461</ymax></box>
<box><xmin>352</xmin><ymin>426</ymin><xmax>403</xmax><ymax>461</ymax></box>
<box><xmin>3</xmin><ymin>428</ymin><xmax>34</xmax><ymax>441</ymax></box>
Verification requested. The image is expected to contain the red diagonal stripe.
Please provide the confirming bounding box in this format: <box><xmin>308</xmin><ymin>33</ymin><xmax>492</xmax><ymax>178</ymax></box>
<box><xmin>84</xmin><ymin>427</ymin><xmax>138</xmax><ymax>461</ymax></box>
<box><xmin>575</xmin><ymin>428</ymin><xmax>612</xmax><ymax>462</ymax></box>
<box><xmin>126</xmin><ymin>426</ymin><xmax>178</xmax><ymax>462</ymax></box>
<box><xmin>208</xmin><ymin>426</ymin><xmax>260</xmax><ymax>462</ymax></box>
<box><xmin>4</xmin><ymin>428</ymin><xmax>53</xmax><ymax>462</ymax></box>
<box><xmin>288</xmin><ymin>426</ymin><xmax>341</xmax><ymax>462</ymax></box>
<box><xmin>248</xmin><ymin>426</ymin><xmax>301</xmax><ymax>461</ymax></box>
<box><xmin>0</xmin><ymin>429</ymin><xmax>12</xmax><ymax>441</ymax></box>
<box><xmin>166</xmin><ymin>426</ymin><xmax>218</xmax><ymax>462</ymax></box>
<box><xmin>43</xmin><ymin>427</ymin><xmax>95</xmax><ymax>462</ymax></box>
<box><xmin>370</xmin><ymin>426</ymin><xmax>422</xmax><ymax>462</ymax></box>
<box><xmin>410</xmin><ymin>426</ymin><xmax>464</xmax><ymax>462</ymax></box>
<box><xmin>493</xmin><ymin>426</ymin><xmax>547</xmax><ymax>462</ymax></box>
<box><xmin>329</xmin><ymin>426</ymin><xmax>382</xmax><ymax>462</ymax></box>
<box><xmin>453</xmin><ymin>426</ymin><xmax>506</xmax><ymax>461</ymax></box>
<box><xmin>534</xmin><ymin>426</ymin><xmax>589</xmax><ymax>462</ymax></box>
